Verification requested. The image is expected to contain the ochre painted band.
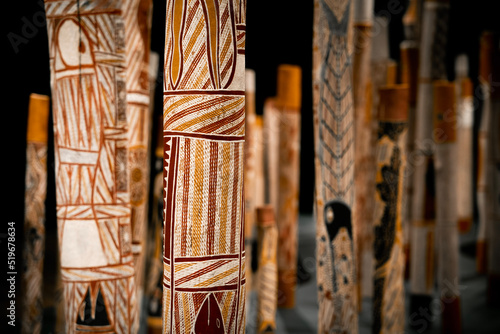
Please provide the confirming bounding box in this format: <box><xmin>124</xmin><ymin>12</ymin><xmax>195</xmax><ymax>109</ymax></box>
<box><xmin>377</xmin><ymin>85</ymin><xmax>409</xmax><ymax>122</ymax></box>
<box><xmin>27</xmin><ymin>93</ymin><xmax>50</xmax><ymax>144</ymax></box>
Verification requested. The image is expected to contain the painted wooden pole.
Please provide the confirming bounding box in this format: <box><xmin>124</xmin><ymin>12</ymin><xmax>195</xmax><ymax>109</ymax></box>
<box><xmin>275</xmin><ymin>64</ymin><xmax>302</xmax><ymax>308</ymax></box>
<box><xmin>433</xmin><ymin>80</ymin><xmax>462</xmax><ymax>334</ymax></box>
<box><xmin>263</xmin><ymin>97</ymin><xmax>280</xmax><ymax>213</ymax></box>
<box><xmin>373</xmin><ymin>85</ymin><xmax>408</xmax><ymax>334</ymax></box>
<box><xmin>44</xmin><ymin>1</ymin><xmax>139</xmax><ymax>332</ymax></box>
<box><xmin>400</xmin><ymin>4</ymin><xmax>420</xmax><ymax>267</ymax></box>
<box><xmin>245</xmin><ymin>69</ymin><xmax>257</xmax><ymax>297</ymax></box>
<box><xmin>370</xmin><ymin>11</ymin><xmax>397</xmax><ymax>88</ymax></box>
<box><xmin>400</xmin><ymin>41</ymin><xmax>419</xmax><ymax>279</ymax></box>
<box><xmin>162</xmin><ymin>0</ymin><xmax>247</xmax><ymax>332</ymax></box>
<box><xmin>362</xmin><ymin>13</ymin><xmax>394</xmax><ymax>298</ymax></box>
<box><xmin>402</xmin><ymin>0</ymin><xmax>421</xmax><ymax>42</ymax></box>
<box><xmin>146</xmin><ymin>117</ymin><xmax>165</xmax><ymax>334</ymax></box>
<box><xmin>487</xmin><ymin>34</ymin><xmax>500</xmax><ymax>307</ymax></box>
<box><xmin>455</xmin><ymin>55</ymin><xmax>474</xmax><ymax>234</ymax></box>
<box><xmin>245</xmin><ymin>69</ymin><xmax>257</xmax><ymax>241</ymax></box>
<box><xmin>477</xmin><ymin>31</ymin><xmax>493</xmax><ymax>274</ymax></box>
<box><xmin>255</xmin><ymin>206</ymin><xmax>278</xmax><ymax>334</ymax></box>
<box><xmin>400</xmin><ymin>19</ymin><xmax>421</xmax><ymax>247</ymax></box>
<box><xmin>22</xmin><ymin>94</ymin><xmax>50</xmax><ymax>334</ymax></box>
<box><xmin>264</xmin><ymin>97</ymin><xmax>280</xmax><ymax>211</ymax></box>
<box><xmin>409</xmin><ymin>0</ymin><xmax>450</xmax><ymax>319</ymax></box>
<box><xmin>124</xmin><ymin>0</ymin><xmax>153</xmax><ymax>307</ymax></box>
<box><xmin>353</xmin><ymin>0</ymin><xmax>375</xmax><ymax>304</ymax></box>
<box><xmin>313</xmin><ymin>0</ymin><xmax>358</xmax><ymax>331</ymax></box>
<box><xmin>254</xmin><ymin>115</ymin><xmax>265</xmax><ymax>208</ymax></box>
<box><xmin>145</xmin><ymin>53</ymin><xmax>161</xmax><ymax>334</ymax></box>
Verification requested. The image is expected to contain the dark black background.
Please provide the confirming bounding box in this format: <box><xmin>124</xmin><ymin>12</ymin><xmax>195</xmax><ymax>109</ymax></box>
<box><xmin>2</xmin><ymin>1</ymin><xmax>500</xmax><ymax>333</ymax></box>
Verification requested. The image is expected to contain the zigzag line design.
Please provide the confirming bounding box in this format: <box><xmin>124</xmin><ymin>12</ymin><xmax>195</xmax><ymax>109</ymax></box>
<box><xmin>321</xmin><ymin>119</ymin><xmax>353</xmax><ymax>141</ymax></box>
<box><xmin>320</xmin><ymin>97</ymin><xmax>353</xmax><ymax>121</ymax></box>
<box><xmin>318</xmin><ymin>33</ymin><xmax>354</xmax><ymax>204</ymax></box>
<box><xmin>322</xmin><ymin>178</ymin><xmax>354</xmax><ymax>198</ymax></box>
<box><xmin>321</xmin><ymin>137</ymin><xmax>354</xmax><ymax>160</ymax></box>
<box><xmin>325</xmin><ymin>59</ymin><xmax>351</xmax><ymax>79</ymax></box>
<box><xmin>321</xmin><ymin>157</ymin><xmax>354</xmax><ymax>179</ymax></box>
<box><xmin>324</xmin><ymin>80</ymin><xmax>352</xmax><ymax>102</ymax></box>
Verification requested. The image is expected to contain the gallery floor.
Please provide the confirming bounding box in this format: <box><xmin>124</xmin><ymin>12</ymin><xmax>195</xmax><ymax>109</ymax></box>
<box><xmin>245</xmin><ymin>214</ymin><xmax>500</xmax><ymax>334</ymax></box>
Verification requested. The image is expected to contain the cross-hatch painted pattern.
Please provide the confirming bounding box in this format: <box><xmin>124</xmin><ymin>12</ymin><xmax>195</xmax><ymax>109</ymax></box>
<box><xmin>163</xmin><ymin>1</ymin><xmax>246</xmax><ymax>333</ymax></box>
<box><xmin>44</xmin><ymin>0</ymin><xmax>138</xmax><ymax>333</ymax></box>
<box><xmin>313</xmin><ymin>0</ymin><xmax>358</xmax><ymax>332</ymax></box>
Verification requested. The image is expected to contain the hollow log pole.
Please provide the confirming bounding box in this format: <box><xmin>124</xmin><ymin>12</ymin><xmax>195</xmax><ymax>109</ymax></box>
<box><xmin>255</xmin><ymin>206</ymin><xmax>279</xmax><ymax>334</ymax></box>
<box><xmin>433</xmin><ymin>80</ymin><xmax>462</xmax><ymax>334</ymax></box>
<box><xmin>313</xmin><ymin>0</ymin><xmax>358</xmax><ymax>331</ymax></box>
<box><xmin>124</xmin><ymin>0</ymin><xmax>153</xmax><ymax>308</ymax></box>
<box><xmin>454</xmin><ymin>55</ymin><xmax>474</xmax><ymax>234</ymax></box>
<box><xmin>22</xmin><ymin>94</ymin><xmax>50</xmax><ymax>334</ymax></box>
<box><xmin>477</xmin><ymin>31</ymin><xmax>493</xmax><ymax>274</ymax></box>
<box><xmin>275</xmin><ymin>65</ymin><xmax>302</xmax><ymax>308</ymax></box>
<box><xmin>44</xmin><ymin>1</ymin><xmax>139</xmax><ymax>331</ymax></box>
<box><xmin>162</xmin><ymin>0</ymin><xmax>247</xmax><ymax>332</ymax></box>
<box><xmin>400</xmin><ymin>41</ymin><xmax>419</xmax><ymax>279</ymax></box>
<box><xmin>352</xmin><ymin>0</ymin><xmax>375</xmax><ymax>305</ymax></box>
<box><xmin>372</xmin><ymin>85</ymin><xmax>409</xmax><ymax>334</ymax></box>
<box><xmin>409</xmin><ymin>0</ymin><xmax>450</xmax><ymax>320</ymax></box>
<box><xmin>245</xmin><ymin>69</ymin><xmax>257</xmax><ymax>297</ymax></box>
<box><xmin>146</xmin><ymin>117</ymin><xmax>165</xmax><ymax>334</ymax></box>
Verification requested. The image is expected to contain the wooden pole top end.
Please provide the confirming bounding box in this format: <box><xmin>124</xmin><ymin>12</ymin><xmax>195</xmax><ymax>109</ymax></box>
<box><xmin>276</xmin><ymin>64</ymin><xmax>302</xmax><ymax>111</ymax></box>
<box><xmin>400</xmin><ymin>43</ymin><xmax>419</xmax><ymax>104</ymax></box>
<box><xmin>256</xmin><ymin>205</ymin><xmax>276</xmax><ymax>227</ymax></box>
<box><xmin>377</xmin><ymin>85</ymin><xmax>409</xmax><ymax>122</ymax></box>
<box><xmin>27</xmin><ymin>93</ymin><xmax>50</xmax><ymax>144</ymax></box>
<box><xmin>245</xmin><ymin>69</ymin><xmax>255</xmax><ymax>94</ymax></box>
<box><xmin>255</xmin><ymin>115</ymin><xmax>263</xmax><ymax>128</ymax></box>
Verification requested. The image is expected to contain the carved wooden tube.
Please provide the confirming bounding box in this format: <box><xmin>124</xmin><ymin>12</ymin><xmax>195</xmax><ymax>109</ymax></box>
<box><xmin>124</xmin><ymin>0</ymin><xmax>153</xmax><ymax>307</ymax></box>
<box><xmin>275</xmin><ymin>64</ymin><xmax>302</xmax><ymax>308</ymax></box>
<box><xmin>255</xmin><ymin>206</ymin><xmax>278</xmax><ymax>334</ymax></box>
<box><xmin>22</xmin><ymin>94</ymin><xmax>50</xmax><ymax>334</ymax></box>
<box><xmin>477</xmin><ymin>31</ymin><xmax>493</xmax><ymax>274</ymax></box>
<box><xmin>433</xmin><ymin>81</ymin><xmax>462</xmax><ymax>334</ymax></box>
<box><xmin>487</xmin><ymin>34</ymin><xmax>500</xmax><ymax>307</ymax></box>
<box><xmin>455</xmin><ymin>55</ymin><xmax>474</xmax><ymax>234</ymax></box>
<box><xmin>400</xmin><ymin>41</ymin><xmax>419</xmax><ymax>280</ymax></box>
<box><xmin>373</xmin><ymin>85</ymin><xmax>408</xmax><ymax>334</ymax></box>
<box><xmin>353</xmin><ymin>0</ymin><xmax>375</xmax><ymax>303</ymax></box>
<box><xmin>245</xmin><ymin>69</ymin><xmax>257</xmax><ymax>297</ymax></box>
<box><xmin>313</xmin><ymin>0</ymin><xmax>358</xmax><ymax>331</ymax></box>
<box><xmin>409</xmin><ymin>0</ymin><xmax>450</xmax><ymax>318</ymax></box>
<box><xmin>162</xmin><ymin>0</ymin><xmax>247</xmax><ymax>332</ymax></box>
<box><xmin>44</xmin><ymin>1</ymin><xmax>139</xmax><ymax>332</ymax></box>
